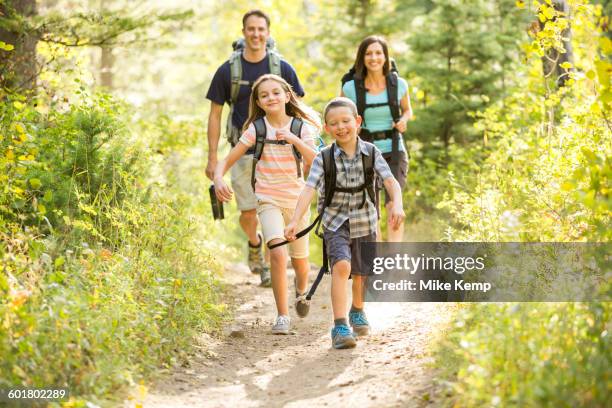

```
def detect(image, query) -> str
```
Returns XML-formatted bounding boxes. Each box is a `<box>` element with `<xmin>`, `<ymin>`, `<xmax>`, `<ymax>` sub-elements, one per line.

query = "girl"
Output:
<box><xmin>341</xmin><ymin>35</ymin><xmax>413</xmax><ymax>242</ymax></box>
<box><xmin>214</xmin><ymin>74</ymin><xmax>319</xmax><ymax>334</ymax></box>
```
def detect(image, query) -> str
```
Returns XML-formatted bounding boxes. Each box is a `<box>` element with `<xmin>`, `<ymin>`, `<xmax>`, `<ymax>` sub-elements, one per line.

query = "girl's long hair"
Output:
<box><xmin>353</xmin><ymin>35</ymin><xmax>390</xmax><ymax>80</ymax></box>
<box><xmin>243</xmin><ymin>74</ymin><xmax>320</xmax><ymax>132</ymax></box>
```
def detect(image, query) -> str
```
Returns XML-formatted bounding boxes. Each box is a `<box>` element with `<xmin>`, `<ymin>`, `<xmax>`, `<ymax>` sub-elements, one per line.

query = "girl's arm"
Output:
<box><xmin>276</xmin><ymin>129</ymin><xmax>317</xmax><ymax>165</ymax></box>
<box><xmin>213</xmin><ymin>142</ymin><xmax>250</xmax><ymax>202</ymax></box>
<box><xmin>284</xmin><ymin>186</ymin><xmax>316</xmax><ymax>241</ymax></box>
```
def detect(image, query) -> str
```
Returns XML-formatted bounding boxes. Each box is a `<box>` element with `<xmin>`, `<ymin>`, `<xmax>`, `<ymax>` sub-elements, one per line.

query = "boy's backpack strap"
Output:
<box><xmin>362</xmin><ymin>143</ymin><xmax>377</xmax><ymax>204</ymax></box>
<box><xmin>251</xmin><ymin>118</ymin><xmax>267</xmax><ymax>190</ymax></box>
<box><xmin>321</xmin><ymin>144</ymin><xmax>337</xmax><ymax>209</ymax></box>
<box><xmin>289</xmin><ymin>118</ymin><xmax>304</xmax><ymax>179</ymax></box>
<box><xmin>268</xmin><ymin>50</ymin><xmax>282</xmax><ymax>76</ymax></box>
<box><xmin>386</xmin><ymin>71</ymin><xmax>400</xmax><ymax>123</ymax></box>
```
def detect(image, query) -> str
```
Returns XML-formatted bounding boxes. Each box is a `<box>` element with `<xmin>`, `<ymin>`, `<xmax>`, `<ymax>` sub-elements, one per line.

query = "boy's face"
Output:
<box><xmin>324</xmin><ymin>106</ymin><xmax>362</xmax><ymax>144</ymax></box>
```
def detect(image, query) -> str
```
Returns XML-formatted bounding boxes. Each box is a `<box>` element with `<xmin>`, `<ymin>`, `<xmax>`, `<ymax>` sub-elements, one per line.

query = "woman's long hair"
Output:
<box><xmin>353</xmin><ymin>35</ymin><xmax>390</xmax><ymax>80</ymax></box>
<box><xmin>243</xmin><ymin>74</ymin><xmax>320</xmax><ymax>132</ymax></box>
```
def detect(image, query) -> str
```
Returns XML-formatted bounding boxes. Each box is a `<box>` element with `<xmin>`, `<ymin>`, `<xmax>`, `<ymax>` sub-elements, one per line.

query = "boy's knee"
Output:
<box><xmin>332</xmin><ymin>259</ymin><xmax>351</xmax><ymax>276</ymax></box>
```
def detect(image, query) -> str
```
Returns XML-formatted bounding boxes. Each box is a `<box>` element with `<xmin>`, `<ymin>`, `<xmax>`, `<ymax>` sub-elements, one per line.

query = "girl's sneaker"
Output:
<box><xmin>349</xmin><ymin>310</ymin><xmax>371</xmax><ymax>336</ymax></box>
<box><xmin>271</xmin><ymin>315</ymin><xmax>290</xmax><ymax>335</ymax></box>
<box><xmin>331</xmin><ymin>324</ymin><xmax>357</xmax><ymax>349</ymax></box>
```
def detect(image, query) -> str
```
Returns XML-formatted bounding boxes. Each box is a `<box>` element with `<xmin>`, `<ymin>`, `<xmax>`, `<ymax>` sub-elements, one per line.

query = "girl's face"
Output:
<box><xmin>256</xmin><ymin>80</ymin><xmax>290</xmax><ymax>114</ymax></box>
<box><xmin>364</xmin><ymin>42</ymin><xmax>385</xmax><ymax>73</ymax></box>
<box><xmin>324</xmin><ymin>106</ymin><xmax>362</xmax><ymax>144</ymax></box>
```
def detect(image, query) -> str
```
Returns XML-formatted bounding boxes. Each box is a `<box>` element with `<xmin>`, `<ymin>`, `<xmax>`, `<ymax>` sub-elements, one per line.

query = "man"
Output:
<box><xmin>205</xmin><ymin>9</ymin><xmax>305</xmax><ymax>286</ymax></box>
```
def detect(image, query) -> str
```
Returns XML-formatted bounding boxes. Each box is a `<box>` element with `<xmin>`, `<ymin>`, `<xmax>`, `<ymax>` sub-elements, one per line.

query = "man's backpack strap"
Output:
<box><xmin>251</xmin><ymin>118</ymin><xmax>267</xmax><ymax>190</ymax></box>
<box><xmin>386</xmin><ymin>71</ymin><xmax>400</xmax><ymax>123</ymax></box>
<box><xmin>289</xmin><ymin>118</ymin><xmax>304</xmax><ymax>179</ymax></box>
<box><xmin>229</xmin><ymin>51</ymin><xmax>245</xmax><ymax>106</ymax></box>
<box><xmin>362</xmin><ymin>143</ymin><xmax>377</xmax><ymax>205</ymax></box>
<box><xmin>268</xmin><ymin>50</ymin><xmax>282</xmax><ymax>76</ymax></box>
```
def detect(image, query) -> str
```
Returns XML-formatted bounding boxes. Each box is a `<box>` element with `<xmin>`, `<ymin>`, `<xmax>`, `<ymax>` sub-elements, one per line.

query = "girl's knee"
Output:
<box><xmin>269</xmin><ymin>244</ymin><xmax>286</xmax><ymax>263</ymax></box>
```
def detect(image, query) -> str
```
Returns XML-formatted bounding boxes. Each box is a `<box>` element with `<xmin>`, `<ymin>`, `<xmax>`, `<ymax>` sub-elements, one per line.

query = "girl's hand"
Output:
<box><xmin>284</xmin><ymin>221</ymin><xmax>298</xmax><ymax>241</ymax></box>
<box><xmin>389</xmin><ymin>202</ymin><xmax>406</xmax><ymax>230</ymax></box>
<box><xmin>393</xmin><ymin>118</ymin><xmax>408</xmax><ymax>133</ymax></box>
<box><xmin>214</xmin><ymin>177</ymin><xmax>233</xmax><ymax>202</ymax></box>
<box><xmin>276</xmin><ymin>129</ymin><xmax>300</xmax><ymax>145</ymax></box>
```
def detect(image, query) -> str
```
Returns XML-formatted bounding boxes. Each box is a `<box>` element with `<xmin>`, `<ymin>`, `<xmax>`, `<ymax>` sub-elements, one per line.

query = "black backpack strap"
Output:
<box><xmin>322</xmin><ymin>144</ymin><xmax>337</xmax><ymax>209</ymax></box>
<box><xmin>362</xmin><ymin>143</ymin><xmax>377</xmax><ymax>206</ymax></box>
<box><xmin>354</xmin><ymin>78</ymin><xmax>367</xmax><ymax>124</ymax></box>
<box><xmin>251</xmin><ymin>118</ymin><xmax>267</xmax><ymax>190</ymax></box>
<box><xmin>386</xmin><ymin>72</ymin><xmax>400</xmax><ymax>123</ymax></box>
<box><xmin>289</xmin><ymin>117</ymin><xmax>304</xmax><ymax>179</ymax></box>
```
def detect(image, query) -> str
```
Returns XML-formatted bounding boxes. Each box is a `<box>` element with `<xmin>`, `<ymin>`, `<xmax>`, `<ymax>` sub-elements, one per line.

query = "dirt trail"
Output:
<box><xmin>145</xmin><ymin>262</ymin><xmax>451</xmax><ymax>408</ymax></box>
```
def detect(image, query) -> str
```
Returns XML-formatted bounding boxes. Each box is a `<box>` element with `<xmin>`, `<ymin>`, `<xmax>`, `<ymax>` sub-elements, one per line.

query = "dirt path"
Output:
<box><xmin>145</xmin><ymin>262</ymin><xmax>452</xmax><ymax>408</ymax></box>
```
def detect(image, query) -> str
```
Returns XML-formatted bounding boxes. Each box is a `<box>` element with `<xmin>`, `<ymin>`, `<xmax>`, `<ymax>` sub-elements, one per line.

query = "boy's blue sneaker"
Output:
<box><xmin>349</xmin><ymin>310</ymin><xmax>371</xmax><ymax>336</ymax></box>
<box><xmin>331</xmin><ymin>324</ymin><xmax>356</xmax><ymax>349</ymax></box>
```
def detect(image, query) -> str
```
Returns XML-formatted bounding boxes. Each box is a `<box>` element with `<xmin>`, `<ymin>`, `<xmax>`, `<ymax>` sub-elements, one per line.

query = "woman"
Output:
<box><xmin>341</xmin><ymin>35</ymin><xmax>412</xmax><ymax>242</ymax></box>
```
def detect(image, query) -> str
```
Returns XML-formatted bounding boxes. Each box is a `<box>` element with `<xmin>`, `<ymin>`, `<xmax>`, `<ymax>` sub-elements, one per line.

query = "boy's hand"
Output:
<box><xmin>214</xmin><ymin>177</ymin><xmax>233</xmax><ymax>202</ymax></box>
<box><xmin>276</xmin><ymin>129</ymin><xmax>300</xmax><ymax>145</ymax></box>
<box><xmin>389</xmin><ymin>202</ymin><xmax>406</xmax><ymax>230</ymax></box>
<box><xmin>284</xmin><ymin>221</ymin><xmax>298</xmax><ymax>241</ymax></box>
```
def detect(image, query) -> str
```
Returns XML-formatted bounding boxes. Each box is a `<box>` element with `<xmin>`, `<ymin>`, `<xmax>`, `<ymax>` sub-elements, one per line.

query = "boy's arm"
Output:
<box><xmin>284</xmin><ymin>186</ymin><xmax>316</xmax><ymax>241</ymax></box>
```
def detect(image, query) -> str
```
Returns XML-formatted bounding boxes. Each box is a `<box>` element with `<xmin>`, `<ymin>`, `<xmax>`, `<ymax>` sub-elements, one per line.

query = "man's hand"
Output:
<box><xmin>284</xmin><ymin>221</ymin><xmax>299</xmax><ymax>241</ymax></box>
<box><xmin>389</xmin><ymin>201</ymin><xmax>406</xmax><ymax>230</ymax></box>
<box><xmin>206</xmin><ymin>156</ymin><xmax>218</xmax><ymax>180</ymax></box>
<box><xmin>275</xmin><ymin>129</ymin><xmax>300</xmax><ymax>145</ymax></box>
<box><xmin>214</xmin><ymin>176</ymin><xmax>233</xmax><ymax>202</ymax></box>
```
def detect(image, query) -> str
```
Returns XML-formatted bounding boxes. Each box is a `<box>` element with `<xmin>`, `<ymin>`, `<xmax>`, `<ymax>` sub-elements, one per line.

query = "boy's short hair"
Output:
<box><xmin>323</xmin><ymin>97</ymin><xmax>358</xmax><ymax>122</ymax></box>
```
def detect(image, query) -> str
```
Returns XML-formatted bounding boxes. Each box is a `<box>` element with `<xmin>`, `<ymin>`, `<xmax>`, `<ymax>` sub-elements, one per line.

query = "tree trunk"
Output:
<box><xmin>539</xmin><ymin>0</ymin><xmax>574</xmax><ymax>87</ymax></box>
<box><xmin>0</xmin><ymin>0</ymin><xmax>38</xmax><ymax>92</ymax></box>
<box><xmin>100</xmin><ymin>46</ymin><xmax>114</xmax><ymax>88</ymax></box>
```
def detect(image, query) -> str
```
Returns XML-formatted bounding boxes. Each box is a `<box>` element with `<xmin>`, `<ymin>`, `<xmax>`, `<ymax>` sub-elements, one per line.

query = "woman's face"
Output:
<box><xmin>364</xmin><ymin>42</ymin><xmax>386</xmax><ymax>74</ymax></box>
<box><xmin>255</xmin><ymin>80</ymin><xmax>289</xmax><ymax>114</ymax></box>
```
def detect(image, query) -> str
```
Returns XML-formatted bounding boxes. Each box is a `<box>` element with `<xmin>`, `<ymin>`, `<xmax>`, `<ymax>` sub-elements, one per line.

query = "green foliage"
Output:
<box><xmin>435</xmin><ymin>303</ymin><xmax>611</xmax><ymax>407</ymax></box>
<box><xmin>0</xmin><ymin>89</ymin><xmax>229</xmax><ymax>404</ymax></box>
<box><xmin>431</xmin><ymin>2</ymin><xmax>611</xmax><ymax>406</ymax></box>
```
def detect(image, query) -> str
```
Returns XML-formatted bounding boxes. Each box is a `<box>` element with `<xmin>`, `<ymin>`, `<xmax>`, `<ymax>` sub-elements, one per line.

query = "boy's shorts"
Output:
<box><xmin>231</xmin><ymin>154</ymin><xmax>257</xmax><ymax>211</ymax></box>
<box><xmin>323</xmin><ymin>220</ymin><xmax>376</xmax><ymax>276</ymax></box>
<box><xmin>257</xmin><ymin>202</ymin><xmax>310</xmax><ymax>259</ymax></box>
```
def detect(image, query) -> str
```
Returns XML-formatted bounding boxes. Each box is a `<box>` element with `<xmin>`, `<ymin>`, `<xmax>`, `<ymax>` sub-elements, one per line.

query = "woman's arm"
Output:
<box><xmin>393</xmin><ymin>87</ymin><xmax>413</xmax><ymax>133</ymax></box>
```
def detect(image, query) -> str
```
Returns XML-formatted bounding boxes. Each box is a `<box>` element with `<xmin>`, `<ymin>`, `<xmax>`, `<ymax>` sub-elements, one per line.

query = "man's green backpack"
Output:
<box><xmin>225</xmin><ymin>37</ymin><xmax>282</xmax><ymax>147</ymax></box>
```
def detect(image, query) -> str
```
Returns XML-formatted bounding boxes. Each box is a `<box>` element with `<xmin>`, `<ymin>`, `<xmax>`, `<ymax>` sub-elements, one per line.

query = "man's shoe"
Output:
<box><xmin>349</xmin><ymin>310</ymin><xmax>371</xmax><ymax>336</ymax></box>
<box><xmin>248</xmin><ymin>233</ymin><xmax>264</xmax><ymax>275</ymax></box>
<box><xmin>331</xmin><ymin>324</ymin><xmax>356</xmax><ymax>349</ymax></box>
<box><xmin>260</xmin><ymin>266</ymin><xmax>272</xmax><ymax>287</ymax></box>
<box><xmin>294</xmin><ymin>276</ymin><xmax>310</xmax><ymax>318</ymax></box>
<box><xmin>271</xmin><ymin>315</ymin><xmax>290</xmax><ymax>335</ymax></box>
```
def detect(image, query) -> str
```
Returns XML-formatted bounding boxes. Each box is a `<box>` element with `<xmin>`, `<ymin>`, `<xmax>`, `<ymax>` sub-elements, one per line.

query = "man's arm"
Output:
<box><xmin>206</xmin><ymin>102</ymin><xmax>224</xmax><ymax>180</ymax></box>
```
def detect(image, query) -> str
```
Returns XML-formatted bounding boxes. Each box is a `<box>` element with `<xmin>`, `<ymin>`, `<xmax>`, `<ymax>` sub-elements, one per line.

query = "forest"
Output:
<box><xmin>1</xmin><ymin>0</ymin><xmax>610</xmax><ymax>406</ymax></box>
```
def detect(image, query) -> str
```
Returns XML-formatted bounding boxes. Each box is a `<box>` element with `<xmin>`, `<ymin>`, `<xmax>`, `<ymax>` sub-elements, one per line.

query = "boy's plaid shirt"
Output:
<box><xmin>305</xmin><ymin>138</ymin><xmax>394</xmax><ymax>238</ymax></box>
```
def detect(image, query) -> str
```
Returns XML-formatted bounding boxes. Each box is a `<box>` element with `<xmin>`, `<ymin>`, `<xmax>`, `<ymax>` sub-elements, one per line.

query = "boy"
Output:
<box><xmin>284</xmin><ymin>97</ymin><xmax>405</xmax><ymax>349</ymax></box>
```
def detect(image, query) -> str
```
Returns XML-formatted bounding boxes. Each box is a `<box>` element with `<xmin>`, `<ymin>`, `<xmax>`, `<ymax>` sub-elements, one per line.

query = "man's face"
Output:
<box><xmin>242</xmin><ymin>16</ymin><xmax>269</xmax><ymax>52</ymax></box>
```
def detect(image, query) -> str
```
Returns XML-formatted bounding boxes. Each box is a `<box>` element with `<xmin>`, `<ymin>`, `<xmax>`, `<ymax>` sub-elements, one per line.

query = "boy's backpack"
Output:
<box><xmin>269</xmin><ymin>141</ymin><xmax>378</xmax><ymax>301</ymax></box>
<box><xmin>251</xmin><ymin>117</ymin><xmax>304</xmax><ymax>190</ymax></box>
<box><xmin>340</xmin><ymin>58</ymin><xmax>401</xmax><ymax>125</ymax></box>
<box><xmin>225</xmin><ymin>37</ymin><xmax>283</xmax><ymax>145</ymax></box>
